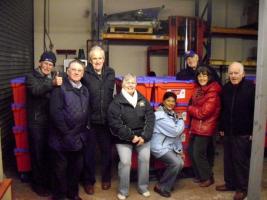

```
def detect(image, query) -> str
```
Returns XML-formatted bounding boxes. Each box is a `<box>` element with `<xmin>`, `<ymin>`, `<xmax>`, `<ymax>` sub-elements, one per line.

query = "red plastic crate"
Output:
<box><xmin>13</xmin><ymin>126</ymin><xmax>29</xmax><ymax>149</ymax></box>
<box><xmin>131</xmin><ymin>151</ymin><xmax>138</xmax><ymax>170</ymax></box>
<box><xmin>10</xmin><ymin>77</ymin><xmax>26</xmax><ymax>104</ymax></box>
<box><xmin>181</xmin><ymin>127</ymin><xmax>190</xmax><ymax>146</ymax></box>
<box><xmin>153</xmin><ymin>158</ymin><xmax>165</xmax><ymax>170</ymax></box>
<box><xmin>182</xmin><ymin>143</ymin><xmax>192</xmax><ymax>168</ymax></box>
<box><xmin>14</xmin><ymin>148</ymin><xmax>31</xmax><ymax>172</ymax></box>
<box><xmin>174</xmin><ymin>105</ymin><xmax>190</xmax><ymax>126</ymax></box>
<box><xmin>12</xmin><ymin>103</ymin><xmax>27</xmax><ymax>126</ymax></box>
<box><xmin>154</xmin><ymin>80</ymin><xmax>195</xmax><ymax>105</ymax></box>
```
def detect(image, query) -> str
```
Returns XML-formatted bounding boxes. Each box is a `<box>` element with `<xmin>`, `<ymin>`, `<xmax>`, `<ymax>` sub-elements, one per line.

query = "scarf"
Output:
<box><xmin>122</xmin><ymin>88</ymin><xmax>138</xmax><ymax>107</ymax></box>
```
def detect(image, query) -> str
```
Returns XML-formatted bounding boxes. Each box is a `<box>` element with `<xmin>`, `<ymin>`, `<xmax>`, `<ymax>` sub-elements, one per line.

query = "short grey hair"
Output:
<box><xmin>122</xmin><ymin>73</ymin><xmax>137</xmax><ymax>87</ymax></box>
<box><xmin>228</xmin><ymin>61</ymin><xmax>244</xmax><ymax>74</ymax></box>
<box><xmin>89</xmin><ymin>45</ymin><xmax>105</xmax><ymax>60</ymax></box>
<box><xmin>68</xmin><ymin>59</ymin><xmax>86</xmax><ymax>69</ymax></box>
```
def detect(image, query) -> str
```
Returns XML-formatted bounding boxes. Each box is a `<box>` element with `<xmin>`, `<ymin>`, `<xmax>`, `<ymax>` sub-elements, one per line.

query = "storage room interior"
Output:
<box><xmin>0</xmin><ymin>0</ymin><xmax>266</xmax><ymax>199</ymax></box>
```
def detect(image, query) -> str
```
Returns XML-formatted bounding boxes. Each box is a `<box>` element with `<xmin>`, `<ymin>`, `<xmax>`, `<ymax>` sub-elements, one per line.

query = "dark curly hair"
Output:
<box><xmin>195</xmin><ymin>65</ymin><xmax>214</xmax><ymax>85</ymax></box>
<box><xmin>163</xmin><ymin>91</ymin><xmax>176</xmax><ymax>101</ymax></box>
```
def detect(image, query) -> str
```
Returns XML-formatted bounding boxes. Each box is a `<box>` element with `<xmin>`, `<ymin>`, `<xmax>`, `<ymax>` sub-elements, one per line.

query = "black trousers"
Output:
<box><xmin>28</xmin><ymin>125</ymin><xmax>50</xmax><ymax>188</ymax></box>
<box><xmin>83</xmin><ymin>124</ymin><xmax>112</xmax><ymax>185</ymax></box>
<box><xmin>223</xmin><ymin>135</ymin><xmax>251</xmax><ymax>192</ymax></box>
<box><xmin>189</xmin><ymin>134</ymin><xmax>214</xmax><ymax>181</ymax></box>
<box><xmin>51</xmin><ymin>149</ymin><xmax>83</xmax><ymax>199</ymax></box>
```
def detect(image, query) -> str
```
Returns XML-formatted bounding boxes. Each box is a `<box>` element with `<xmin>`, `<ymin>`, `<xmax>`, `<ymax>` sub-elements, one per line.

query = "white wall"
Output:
<box><xmin>211</xmin><ymin>0</ymin><xmax>257</xmax><ymax>61</ymax></box>
<box><xmin>34</xmin><ymin>0</ymin><xmax>91</xmax><ymax>70</ymax></box>
<box><xmin>34</xmin><ymin>0</ymin><xmax>257</xmax><ymax>75</ymax></box>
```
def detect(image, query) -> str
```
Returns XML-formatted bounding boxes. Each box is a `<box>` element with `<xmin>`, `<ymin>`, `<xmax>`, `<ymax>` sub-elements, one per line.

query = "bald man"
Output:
<box><xmin>216</xmin><ymin>62</ymin><xmax>255</xmax><ymax>200</ymax></box>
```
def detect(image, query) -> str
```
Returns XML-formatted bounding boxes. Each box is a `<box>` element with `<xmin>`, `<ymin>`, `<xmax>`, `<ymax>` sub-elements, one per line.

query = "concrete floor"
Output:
<box><xmin>7</xmin><ymin>145</ymin><xmax>267</xmax><ymax>200</ymax></box>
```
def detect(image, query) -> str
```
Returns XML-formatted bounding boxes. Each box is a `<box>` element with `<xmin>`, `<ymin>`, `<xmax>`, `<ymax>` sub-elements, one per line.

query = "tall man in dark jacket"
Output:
<box><xmin>26</xmin><ymin>51</ymin><xmax>62</xmax><ymax>196</ymax></box>
<box><xmin>216</xmin><ymin>62</ymin><xmax>255</xmax><ymax>200</ymax></box>
<box><xmin>49</xmin><ymin>59</ymin><xmax>90</xmax><ymax>200</ymax></box>
<box><xmin>82</xmin><ymin>45</ymin><xmax>115</xmax><ymax>194</ymax></box>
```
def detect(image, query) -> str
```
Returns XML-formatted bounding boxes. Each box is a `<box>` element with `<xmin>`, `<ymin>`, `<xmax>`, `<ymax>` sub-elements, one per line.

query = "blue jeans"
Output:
<box><xmin>157</xmin><ymin>151</ymin><xmax>184</xmax><ymax>192</ymax></box>
<box><xmin>116</xmin><ymin>142</ymin><xmax>150</xmax><ymax>196</ymax></box>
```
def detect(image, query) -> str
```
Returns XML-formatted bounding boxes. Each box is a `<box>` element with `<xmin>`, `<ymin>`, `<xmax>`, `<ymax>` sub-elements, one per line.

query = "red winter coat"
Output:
<box><xmin>188</xmin><ymin>81</ymin><xmax>222</xmax><ymax>136</ymax></box>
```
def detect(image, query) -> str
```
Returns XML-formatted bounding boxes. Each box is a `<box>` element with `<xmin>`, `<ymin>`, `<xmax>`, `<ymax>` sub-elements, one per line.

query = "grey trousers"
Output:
<box><xmin>116</xmin><ymin>142</ymin><xmax>150</xmax><ymax>196</ymax></box>
<box><xmin>157</xmin><ymin>151</ymin><xmax>184</xmax><ymax>192</ymax></box>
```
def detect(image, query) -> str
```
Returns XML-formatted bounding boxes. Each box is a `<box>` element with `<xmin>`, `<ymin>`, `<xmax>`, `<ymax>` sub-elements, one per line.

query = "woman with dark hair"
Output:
<box><xmin>188</xmin><ymin>65</ymin><xmax>222</xmax><ymax>187</ymax></box>
<box><xmin>150</xmin><ymin>92</ymin><xmax>185</xmax><ymax>198</ymax></box>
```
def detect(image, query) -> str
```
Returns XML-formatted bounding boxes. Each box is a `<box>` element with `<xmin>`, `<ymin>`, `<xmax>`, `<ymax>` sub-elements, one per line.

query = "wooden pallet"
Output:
<box><xmin>109</xmin><ymin>24</ymin><xmax>153</xmax><ymax>34</ymax></box>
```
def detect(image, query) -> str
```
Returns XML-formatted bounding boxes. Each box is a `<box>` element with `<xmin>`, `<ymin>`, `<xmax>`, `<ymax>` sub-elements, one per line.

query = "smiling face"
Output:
<box><xmin>90</xmin><ymin>49</ymin><xmax>105</xmax><ymax>74</ymax></box>
<box><xmin>163</xmin><ymin>96</ymin><xmax>176</xmax><ymax>111</ymax></box>
<box><xmin>122</xmin><ymin>76</ymin><xmax>137</xmax><ymax>96</ymax></box>
<box><xmin>67</xmin><ymin>62</ymin><xmax>85</xmax><ymax>83</ymax></box>
<box><xmin>228</xmin><ymin>62</ymin><xmax>245</xmax><ymax>85</ymax></box>
<box><xmin>39</xmin><ymin>61</ymin><xmax>54</xmax><ymax>75</ymax></box>
<box><xmin>186</xmin><ymin>54</ymin><xmax>199</xmax><ymax>70</ymax></box>
<box><xmin>197</xmin><ymin>73</ymin><xmax>209</xmax><ymax>86</ymax></box>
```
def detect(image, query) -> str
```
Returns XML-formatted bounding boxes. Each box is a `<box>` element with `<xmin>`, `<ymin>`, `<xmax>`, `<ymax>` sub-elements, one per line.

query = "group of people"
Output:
<box><xmin>26</xmin><ymin>46</ymin><xmax>115</xmax><ymax>200</ymax></box>
<box><xmin>176</xmin><ymin>51</ymin><xmax>255</xmax><ymax>200</ymax></box>
<box><xmin>25</xmin><ymin>46</ymin><xmax>255</xmax><ymax>200</ymax></box>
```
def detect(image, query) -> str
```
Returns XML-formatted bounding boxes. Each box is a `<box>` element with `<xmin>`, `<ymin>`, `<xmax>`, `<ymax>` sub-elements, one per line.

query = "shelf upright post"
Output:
<box><xmin>168</xmin><ymin>16</ymin><xmax>178</xmax><ymax>76</ymax></box>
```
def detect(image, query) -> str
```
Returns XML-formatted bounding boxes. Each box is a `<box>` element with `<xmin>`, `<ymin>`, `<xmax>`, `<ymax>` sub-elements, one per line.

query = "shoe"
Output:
<box><xmin>102</xmin><ymin>182</ymin><xmax>111</xmax><ymax>190</ymax></box>
<box><xmin>142</xmin><ymin>191</ymin><xmax>151</xmax><ymax>197</ymax></box>
<box><xmin>233</xmin><ymin>191</ymin><xmax>247</xmax><ymax>200</ymax></box>
<box><xmin>83</xmin><ymin>184</ymin><xmax>94</xmax><ymax>195</ymax></box>
<box><xmin>193</xmin><ymin>178</ymin><xmax>201</xmax><ymax>183</ymax></box>
<box><xmin>32</xmin><ymin>185</ymin><xmax>50</xmax><ymax>197</ymax></box>
<box><xmin>199</xmin><ymin>178</ymin><xmax>214</xmax><ymax>187</ymax></box>
<box><xmin>216</xmin><ymin>184</ymin><xmax>235</xmax><ymax>191</ymax></box>
<box><xmin>154</xmin><ymin>185</ymin><xmax>171</xmax><ymax>198</ymax></box>
<box><xmin>117</xmin><ymin>193</ymin><xmax>126</xmax><ymax>200</ymax></box>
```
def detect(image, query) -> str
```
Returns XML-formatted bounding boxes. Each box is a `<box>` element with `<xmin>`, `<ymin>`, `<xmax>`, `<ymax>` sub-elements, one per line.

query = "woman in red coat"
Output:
<box><xmin>188</xmin><ymin>65</ymin><xmax>222</xmax><ymax>187</ymax></box>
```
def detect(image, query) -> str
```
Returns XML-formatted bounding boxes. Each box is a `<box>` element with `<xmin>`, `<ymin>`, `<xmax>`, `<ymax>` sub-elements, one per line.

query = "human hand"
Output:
<box><xmin>136</xmin><ymin>137</ymin><xmax>144</xmax><ymax>146</ymax></box>
<box><xmin>132</xmin><ymin>135</ymin><xmax>139</xmax><ymax>144</ymax></box>
<box><xmin>53</xmin><ymin>72</ymin><xmax>63</xmax><ymax>86</ymax></box>
<box><xmin>219</xmin><ymin>131</ymin><xmax>224</xmax><ymax>137</ymax></box>
<box><xmin>176</xmin><ymin>112</ymin><xmax>183</xmax><ymax>119</ymax></box>
<box><xmin>178</xmin><ymin>152</ymin><xmax>185</xmax><ymax>161</ymax></box>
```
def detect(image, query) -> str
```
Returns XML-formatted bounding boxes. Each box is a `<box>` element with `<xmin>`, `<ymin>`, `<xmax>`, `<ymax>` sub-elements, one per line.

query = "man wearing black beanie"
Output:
<box><xmin>26</xmin><ymin>51</ymin><xmax>62</xmax><ymax>196</ymax></box>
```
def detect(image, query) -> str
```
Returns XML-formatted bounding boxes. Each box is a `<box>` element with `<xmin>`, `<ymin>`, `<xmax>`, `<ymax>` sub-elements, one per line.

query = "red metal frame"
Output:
<box><xmin>146</xmin><ymin>16</ymin><xmax>207</xmax><ymax>75</ymax></box>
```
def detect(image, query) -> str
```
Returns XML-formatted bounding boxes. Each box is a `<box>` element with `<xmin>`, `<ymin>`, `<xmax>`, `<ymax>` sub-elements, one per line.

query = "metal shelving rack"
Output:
<box><xmin>91</xmin><ymin>0</ymin><xmax>258</xmax><ymax>75</ymax></box>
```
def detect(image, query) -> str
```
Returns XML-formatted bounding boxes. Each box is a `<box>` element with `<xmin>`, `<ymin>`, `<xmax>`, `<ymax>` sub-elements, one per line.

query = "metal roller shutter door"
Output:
<box><xmin>0</xmin><ymin>0</ymin><xmax>33</xmax><ymax>160</ymax></box>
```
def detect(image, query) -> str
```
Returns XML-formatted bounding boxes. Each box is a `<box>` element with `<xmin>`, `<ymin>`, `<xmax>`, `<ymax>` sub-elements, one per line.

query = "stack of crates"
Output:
<box><xmin>10</xmin><ymin>77</ymin><xmax>31</xmax><ymax>173</ymax></box>
<box><xmin>115</xmin><ymin>76</ymin><xmax>195</xmax><ymax>170</ymax></box>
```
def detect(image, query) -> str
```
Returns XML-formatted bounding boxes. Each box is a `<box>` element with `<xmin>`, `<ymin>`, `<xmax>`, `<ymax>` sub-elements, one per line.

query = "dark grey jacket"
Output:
<box><xmin>26</xmin><ymin>69</ymin><xmax>56</xmax><ymax>127</ymax></box>
<box><xmin>219</xmin><ymin>79</ymin><xmax>255</xmax><ymax>136</ymax></box>
<box><xmin>108</xmin><ymin>92</ymin><xmax>155</xmax><ymax>144</ymax></box>
<box><xmin>82</xmin><ymin>64</ymin><xmax>115</xmax><ymax>125</ymax></box>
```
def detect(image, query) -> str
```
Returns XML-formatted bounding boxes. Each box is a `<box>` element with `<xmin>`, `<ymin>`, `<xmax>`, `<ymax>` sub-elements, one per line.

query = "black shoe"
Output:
<box><xmin>154</xmin><ymin>185</ymin><xmax>171</xmax><ymax>198</ymax></box>
<box><xmin>68</xmin><ymin>196</ymin><xmax>83</xmax><ymax>200</ymax></box>
<box><xmin>32</xmin><ymin>185</ymin><xmax>50</xmax><ymax>197</ymax></box>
